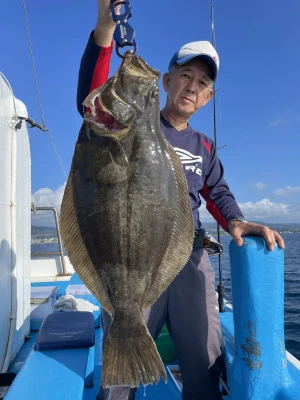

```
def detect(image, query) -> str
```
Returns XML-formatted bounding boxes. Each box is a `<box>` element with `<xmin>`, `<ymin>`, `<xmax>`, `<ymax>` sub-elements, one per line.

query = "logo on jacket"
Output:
<box><xmin>174</xmin><ymin>148</ymin><xmax>203</xmax><ymax>176</ymax></box>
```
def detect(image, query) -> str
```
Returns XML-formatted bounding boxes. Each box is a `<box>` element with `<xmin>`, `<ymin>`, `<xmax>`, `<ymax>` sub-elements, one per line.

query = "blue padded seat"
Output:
<box><xmin>34</xmin><ymin>311</ymin><xmax>95</xmax><ymax>351</ymax></box>
<box><xmin>6</xmin><ymin>312</ymin><xmax>95</xmax><ymax>399</ymax></box>
<box><xmin>30</xmin><ymin>286</ymin><xmax>59</xmax><ymax>331</ymax></box>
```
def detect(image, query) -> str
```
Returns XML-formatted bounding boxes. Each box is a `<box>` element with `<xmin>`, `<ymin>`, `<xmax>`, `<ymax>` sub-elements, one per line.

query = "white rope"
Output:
<box><xmin>21</xmin><ymin>0</ymin><xmax>45</xmax><ymax>128</ymax></box>
<box><xmin>21</xmin><ymin>0</ymin><xmax>67</xmax><ymax>180</ymax></box>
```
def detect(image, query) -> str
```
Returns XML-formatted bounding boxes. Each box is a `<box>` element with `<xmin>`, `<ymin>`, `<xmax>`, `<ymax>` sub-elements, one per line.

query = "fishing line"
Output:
<box><xmin>21</xmin><ymin>0</ymin><xmax>67</xmax><ymax>180</ymax></box>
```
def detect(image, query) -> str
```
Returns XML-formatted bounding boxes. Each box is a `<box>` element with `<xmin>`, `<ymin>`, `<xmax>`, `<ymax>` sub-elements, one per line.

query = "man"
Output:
<box><xmin>77</xmin><ymin>1</ymin><xmax>285</xmax><ymax>399</ymax></box>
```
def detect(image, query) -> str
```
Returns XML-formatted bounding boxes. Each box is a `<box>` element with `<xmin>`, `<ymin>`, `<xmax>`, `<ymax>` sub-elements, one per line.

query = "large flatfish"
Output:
<box><xmin>60</xmin><ymin>53</ymin><xmax>194</xmax><ymax>388</ymax></box>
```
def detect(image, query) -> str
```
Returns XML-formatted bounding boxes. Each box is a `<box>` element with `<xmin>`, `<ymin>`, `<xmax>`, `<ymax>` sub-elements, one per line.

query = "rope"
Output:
<box><xmin>45</xmin><ymin>130</ymin><xmax>68</xmax><ymax>180</ymax></box>
<box><xmin>21</xmin><ymin>0</ymin><xmax>46</xmax><ymax>129</ymax></box>
<box><xmin>21</xmin><ymin>0</ymin><xmax>67</xmax><ymax>180</ymax></box>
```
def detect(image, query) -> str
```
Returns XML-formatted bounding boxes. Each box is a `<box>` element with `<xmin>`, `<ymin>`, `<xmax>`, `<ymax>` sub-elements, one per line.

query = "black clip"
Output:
<box><xmin>110</xmin><ymin>0</ymin><xmax>137</xmax><ymax>58</ymax></box>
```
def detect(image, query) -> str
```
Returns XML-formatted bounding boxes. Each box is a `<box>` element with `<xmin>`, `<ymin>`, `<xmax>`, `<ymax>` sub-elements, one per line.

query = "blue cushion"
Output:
<box><xmin>34</xmin><ymin>311</ymin><xmax>95</xmax><ymax>351</ymax></box>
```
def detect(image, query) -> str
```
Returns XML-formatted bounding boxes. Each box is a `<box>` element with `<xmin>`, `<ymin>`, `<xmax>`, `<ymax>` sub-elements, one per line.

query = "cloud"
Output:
<box><xmin>269</xmin><ymin>118</ymin><xmax>287</xmax><ymax>128</ymax></box>
<box><xmin>269</xmin><ymin>110</ymin><xmax>300</xmax><ymax>128</ymax></box>
<box><xmin>31</xmin><ymin>184</ymin><xmax>66</xmax><ymax>227</ymax></box>
<box><xmin>32</xmin><ymin>184</ymin><xmax>300</xmax><ymax>227</ymax></box>
<box><xmin>239</xmin><ymin>198</ymin><xmax>290</xmax><ymax>221</ymax></box>
<box><xmin>248</xmin><ymin>182</ymin><xmax>266</xmax><ymax>190</ymax></box>
<box><xmin>273</xmin><ymin>186</ymin><xmax>300</xmax><ymax>196</ymax></box>
<box><xmin>200</xmin><ymin>198</ymin><xmax>300</xmax><ymax>223</ymax></box>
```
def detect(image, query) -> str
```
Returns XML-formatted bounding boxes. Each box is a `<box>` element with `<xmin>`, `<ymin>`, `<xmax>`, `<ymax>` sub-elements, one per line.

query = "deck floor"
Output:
<box><xmin>9</xmin><ymin>279</ymin><xmax>182</xmax><ymax>400</ymax></box>
<box><xmin>8</xmin><ymin>270</ymin><xmax>300</xmax><ymax>400</ymax></box>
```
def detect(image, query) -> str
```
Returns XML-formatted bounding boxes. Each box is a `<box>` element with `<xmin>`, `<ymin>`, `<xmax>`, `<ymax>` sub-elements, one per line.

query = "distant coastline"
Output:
<box><xmin>31</xmin><ymin>223</ymin><xmax>300</xmax><ymax>241</ymax></box>
<box><xmin>200</xmin><ymin>222</ymin><xmax>300</xmax><ymax>237</ymax></box>
<box><xmin>206</xmin><ymin>224</ymin><xmax>300</xmax><ymax>236</ymax></box>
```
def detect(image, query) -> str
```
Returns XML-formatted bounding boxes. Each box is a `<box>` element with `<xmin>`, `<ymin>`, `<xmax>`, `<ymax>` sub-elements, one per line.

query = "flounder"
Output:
<box><xmin>60</xmin><ymin>53</ymin><xmax>194</xmax><ymax>388</ymax></box>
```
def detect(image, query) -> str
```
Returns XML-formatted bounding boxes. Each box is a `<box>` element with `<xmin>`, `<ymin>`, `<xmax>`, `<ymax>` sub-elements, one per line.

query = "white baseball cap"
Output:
<box><xmin>168</xmin><ymin>41</ymin><xmax>219</xmax><ymax>81</ymax></box>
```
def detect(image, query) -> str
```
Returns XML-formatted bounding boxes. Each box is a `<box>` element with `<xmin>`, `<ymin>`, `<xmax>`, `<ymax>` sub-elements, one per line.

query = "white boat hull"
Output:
<box><xmin>0</xmin><ymin>73</ymin><xmax>31</xmax><ymax>372</ymax></box>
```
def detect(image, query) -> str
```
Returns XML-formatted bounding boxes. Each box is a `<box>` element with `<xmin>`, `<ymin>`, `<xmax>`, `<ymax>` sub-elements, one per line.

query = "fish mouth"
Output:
<box><xmin>84</xmin><ymin>96</ymin><xmax>125</xmax><ymax>135</ymax></box>
<box><xmin>84</xmin><ymin>97</ymin><xmax>125</xmax><ymax>134</ymax></box>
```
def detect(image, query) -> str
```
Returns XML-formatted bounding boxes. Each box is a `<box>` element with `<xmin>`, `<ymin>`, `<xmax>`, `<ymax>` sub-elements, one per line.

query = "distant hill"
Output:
<box><xmin>31</xmin><ymin>222</ymin><xmax>300</xmax><ymax>238</ymax></box>
<box><xmin>200</xmin><ymin>221</ymin><xmax>300</xmax><ymax>235</ymax></box>
<box><xmin>32</xmin><ymin>226</ymin><xmax>57</xmax><ymax>235</ymax></box>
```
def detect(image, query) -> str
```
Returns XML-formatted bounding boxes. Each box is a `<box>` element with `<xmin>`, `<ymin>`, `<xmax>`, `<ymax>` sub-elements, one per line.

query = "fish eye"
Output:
<box><xmin>152</xmin><ymin>89</ymin><xmax>159</xmax><ymax>98</ymax></box>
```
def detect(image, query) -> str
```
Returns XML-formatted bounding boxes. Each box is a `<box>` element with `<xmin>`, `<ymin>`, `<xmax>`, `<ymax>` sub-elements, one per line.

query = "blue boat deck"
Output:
<box><xmin>7</xmin><ymin>278</ymin><xmax>182</xmax><ymax>400</ymax></box>
<box><xmin>6</xmin><ymin>240</ymin><xmax>300</xmax><ymax>400</ymax></box>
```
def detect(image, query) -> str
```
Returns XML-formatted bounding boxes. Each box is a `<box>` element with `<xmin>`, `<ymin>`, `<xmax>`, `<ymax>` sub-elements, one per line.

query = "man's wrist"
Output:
<box><xmin>228</xmin><ymin>217</ymin><xmax>248</xmax><ymax>232</ymax></box>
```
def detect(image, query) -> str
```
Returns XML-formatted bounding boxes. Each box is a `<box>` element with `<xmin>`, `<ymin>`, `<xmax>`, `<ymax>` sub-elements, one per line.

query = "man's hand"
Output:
<box><xmin>94</xmin><ymin>0</ymin><xmax>121</xmax><ymax>47</ymax></box>
<box><xmin>228</xmin><ymin>220</ymin><xmax>285</xmax><ymax>251</ymax></box>
<box><xmin>96</xmin><ymin>0</ymin><xmax>121</xmax><ymax>25</ymax></box>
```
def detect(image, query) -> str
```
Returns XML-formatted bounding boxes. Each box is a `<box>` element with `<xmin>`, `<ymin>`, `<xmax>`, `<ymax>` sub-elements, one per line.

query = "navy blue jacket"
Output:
<box><xmin>77</xmin><ymin>35</ymin><xmax>244</xmax><ymax>231</ymax></box>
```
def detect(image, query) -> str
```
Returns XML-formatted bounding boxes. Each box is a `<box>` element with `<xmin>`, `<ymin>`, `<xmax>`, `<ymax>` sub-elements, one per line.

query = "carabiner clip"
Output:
<box><xmin>110</xmin><ymin>0</ymin><xmax>137</xmax><ymax>57</ymax></box>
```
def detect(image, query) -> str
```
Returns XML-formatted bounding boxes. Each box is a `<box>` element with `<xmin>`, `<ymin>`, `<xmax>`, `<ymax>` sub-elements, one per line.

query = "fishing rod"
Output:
<box><xmin>211</xmin><ymin>0</ymin><xmax>225</xmax><ymax>313</ymax></box>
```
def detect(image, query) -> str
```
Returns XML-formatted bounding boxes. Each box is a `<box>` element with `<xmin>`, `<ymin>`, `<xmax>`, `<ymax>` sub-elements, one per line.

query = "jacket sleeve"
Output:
<box><xmin>200</xmin><ymin>140</ymin><xmax>244</xmax><ymax>231</ymax></box>
<box><xmin>77</xmin><ymin>31</ymin><xmax>114</xmax><ymax>117</ymax></box>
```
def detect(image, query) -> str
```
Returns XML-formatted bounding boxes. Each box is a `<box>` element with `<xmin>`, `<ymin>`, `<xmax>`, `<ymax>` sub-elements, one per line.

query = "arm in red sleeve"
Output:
<box><xmin>200</xmin><ymin>140</ymin><xmax>244</xmax><ymax>231</ymax></box>
<box><xmin>77</xmin><ymin>31</ymin><xmax>113</xmax><ymax>117</ymax></box>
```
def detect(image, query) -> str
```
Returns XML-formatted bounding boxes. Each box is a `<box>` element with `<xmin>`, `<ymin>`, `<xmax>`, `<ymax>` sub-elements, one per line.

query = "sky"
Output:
<box><xmin>1</xmin><ymin>0</ymin><xmax>300</xmax><ymax>226</ymax></box>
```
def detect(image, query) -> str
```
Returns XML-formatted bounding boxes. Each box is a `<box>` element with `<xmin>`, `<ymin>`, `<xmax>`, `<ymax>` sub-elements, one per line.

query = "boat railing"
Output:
<box><xmin>31</xmin><ymin>206</ymin><xmax>67</xmax><ymax>276</ymax></box>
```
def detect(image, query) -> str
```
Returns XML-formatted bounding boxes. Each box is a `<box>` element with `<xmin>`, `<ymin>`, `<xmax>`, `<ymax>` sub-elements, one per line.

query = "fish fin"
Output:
<box><xmin>60</xmin><ymin>174</ymin><xmax>114</xmax><ymax>314</ymax></box>
<box><xmin>101</xmin><ymin>313</ymin><xmax>167</xmax><ymax>388</ymax></box>
<box><xmin>143</xmin><ymin>140</ymin><xmax>194</xmax><ymax>308</ymax></box>
<box><xmin>109</xmin><ymin>138</ymin><xmax>128</xmax><ymax>167</ymax></box>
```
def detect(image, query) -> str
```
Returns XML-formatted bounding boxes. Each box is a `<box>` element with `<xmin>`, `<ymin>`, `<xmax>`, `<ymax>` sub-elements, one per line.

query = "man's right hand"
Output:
<box><xmin>94</xmin><ymin>0</ymin><xmax>121</xmax><ymax>47</ymax></box>
<box><xmin>96</xmin><ymin>0</ymin><xmax>116</xmax><ymax>27</ymax></box>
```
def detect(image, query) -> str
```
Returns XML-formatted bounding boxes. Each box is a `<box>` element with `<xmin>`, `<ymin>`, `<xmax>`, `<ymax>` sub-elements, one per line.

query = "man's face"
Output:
<box><xmin>163</xmin><ymin>59</ymin><xmax>214</xmax><ymax>119</ymax></box>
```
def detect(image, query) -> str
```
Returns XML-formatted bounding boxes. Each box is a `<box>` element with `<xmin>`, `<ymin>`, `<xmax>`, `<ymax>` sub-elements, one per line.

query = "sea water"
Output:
<box><xmin>31</xmin><ymin>227</ymin><xmax>300</xmax><ymax>360</ymax></box>
<box><xmin>209</xmin><ymin>232</ymin><xmax>300</xmax><ymax>360</ymax></box>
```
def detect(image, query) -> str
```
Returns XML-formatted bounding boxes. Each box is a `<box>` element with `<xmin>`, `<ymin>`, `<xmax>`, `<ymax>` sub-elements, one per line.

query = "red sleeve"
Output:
<box><xmin>201</xmin><ymin>184</ymin><xmax>229</xmax><ymax>231</ymax></box>
<box><xmin>77</xmin><ymin>34</ymin><xmax>114</xmax><ymax>117</ymax></box>
<box><xmin>89</xmin><ymin>42</ymin><xmax>114</xmax><ymax>92</ymax></box>
<box><xmin>199</xmin><ymin>138</ymin><xmax>243</xmax><ymax>231</ymax></box>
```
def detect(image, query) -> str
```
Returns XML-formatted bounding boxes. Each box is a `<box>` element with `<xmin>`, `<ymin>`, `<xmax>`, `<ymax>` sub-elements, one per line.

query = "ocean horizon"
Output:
<box><xmin>31</xmin><ymin>225</ymin><xmax>300</xmax><ymax>361</ymax></box>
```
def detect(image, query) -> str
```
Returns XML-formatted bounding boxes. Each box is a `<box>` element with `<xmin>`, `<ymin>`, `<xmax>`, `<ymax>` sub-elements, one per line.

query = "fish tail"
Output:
<box><xmin>101</xmin><ymin>311</ymin><xmax>167</xmax><ymax>388</ymax></box>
